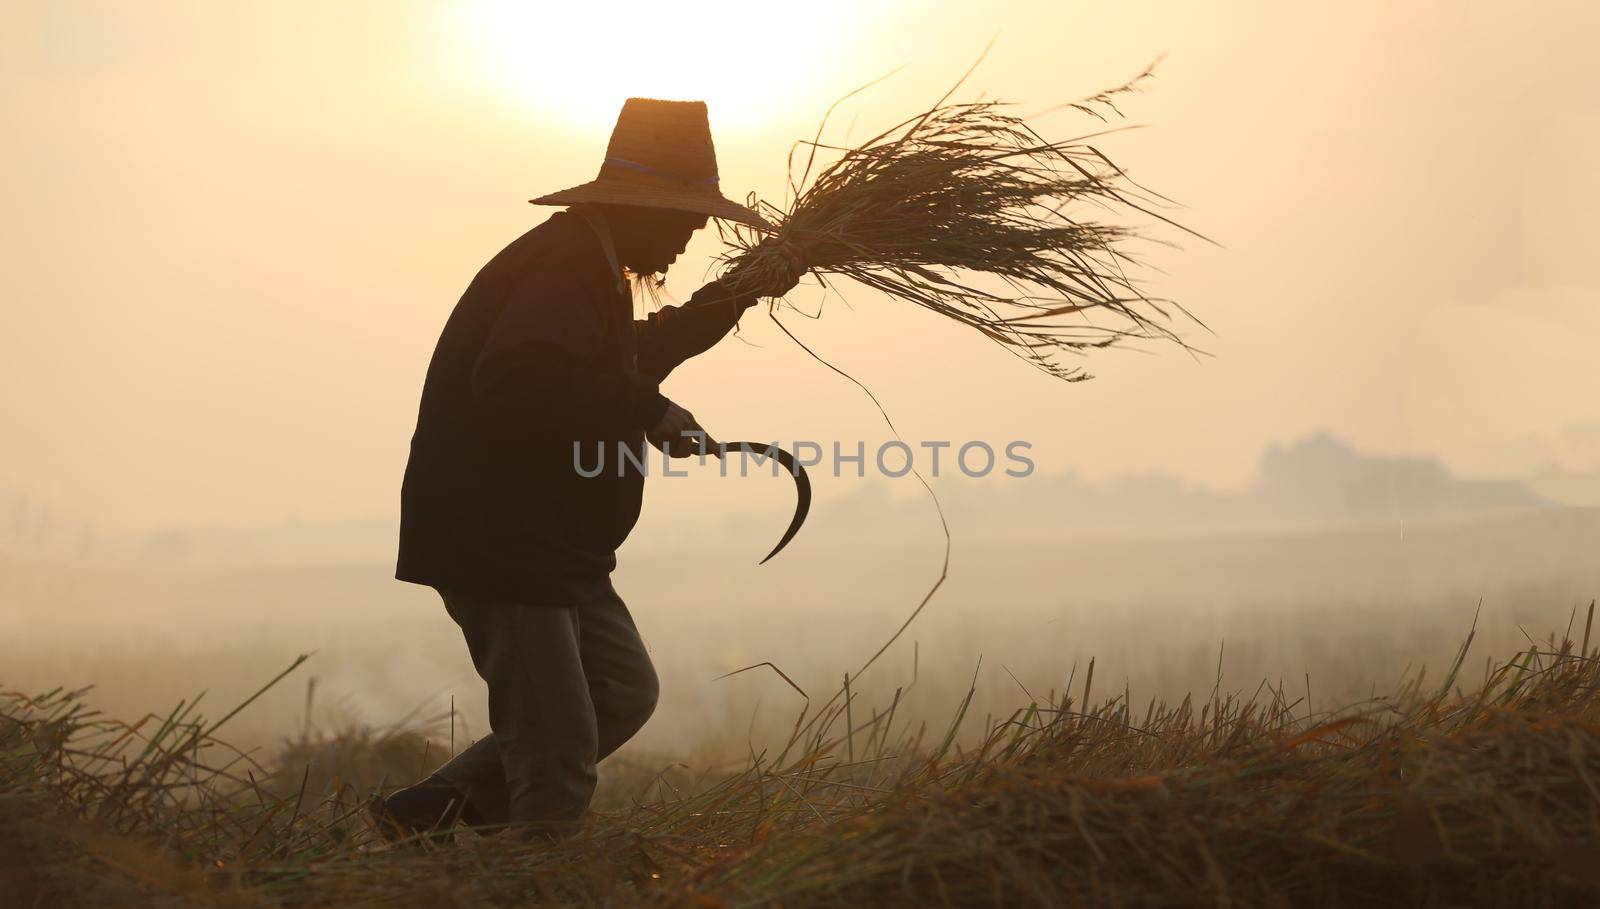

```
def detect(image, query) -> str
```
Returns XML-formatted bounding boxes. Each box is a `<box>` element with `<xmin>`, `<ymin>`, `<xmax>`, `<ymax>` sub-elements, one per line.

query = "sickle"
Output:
<box><xmin>715</xmin><ymin>441</ymin><xmax>811</xmax><ymax>564</ymax></box>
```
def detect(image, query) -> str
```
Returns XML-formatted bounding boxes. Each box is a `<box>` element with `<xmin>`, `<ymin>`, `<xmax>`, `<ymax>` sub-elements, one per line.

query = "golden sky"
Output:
<box><xmin>3</xmin><ymin>0</ymin><xmax>1599</xmax><ymax>533</ymax></box>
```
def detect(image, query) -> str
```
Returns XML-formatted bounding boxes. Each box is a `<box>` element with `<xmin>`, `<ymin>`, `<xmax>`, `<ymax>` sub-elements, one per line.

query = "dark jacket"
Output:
<box><xmin>396</xmin><ymin>210</ymin><xmax>752</xmax><ymax>602</ymax></box>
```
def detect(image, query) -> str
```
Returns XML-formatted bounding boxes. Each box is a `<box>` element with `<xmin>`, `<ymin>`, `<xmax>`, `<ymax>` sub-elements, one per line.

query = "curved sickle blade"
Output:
<box><xmin>726</xmin><ymin>441</ymin><xmax>811</xmax><ymax>564</ymax></box>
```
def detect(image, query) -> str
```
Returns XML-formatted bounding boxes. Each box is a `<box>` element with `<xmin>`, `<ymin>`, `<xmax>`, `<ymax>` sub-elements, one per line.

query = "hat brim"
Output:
<box><xmin>530</xmin><ymin>180</ymin><xmax>772</xmax><ymax>230</ymax></box>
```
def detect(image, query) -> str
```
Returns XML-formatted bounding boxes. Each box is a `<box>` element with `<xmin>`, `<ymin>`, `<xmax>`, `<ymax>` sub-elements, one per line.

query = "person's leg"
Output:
<box><xmin>578</xmin><ymin>582</ymin><xmax>660</xmax><ymax>760</ymax></box>
<box><xmin>429</xmin><ymin>735</ymin><xmax>508</xmax><ymax>827</ymax></box>
<box><xmin>369</xmin><ymin>769</ymin><xmax>471</xmax><ymax>841</ymax></box>
<box><xmin>438</xmin><ymin>588</ymin><xmax>599</xmax><ymax>835</ymax></box>
<box><xmin>383</xmin><ymin>583</ymin><xmax>654</xmax><ymax>838</ymax></box>
<box><xmin>373</xmin><ymin>591</ymin><xmax>503</xmax><ymax>839</ymax></box>
<box><xmin>425</xmin><ymin>591</ymin><xmax>513</xmax><ymax>827</ymax></box>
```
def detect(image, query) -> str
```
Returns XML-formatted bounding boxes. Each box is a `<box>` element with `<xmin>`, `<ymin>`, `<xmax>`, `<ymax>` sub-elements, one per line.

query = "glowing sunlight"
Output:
<box><xmin>451</xmin><ymin>0</ymin><xmax>876</xmax><ymax>130</ymax></box>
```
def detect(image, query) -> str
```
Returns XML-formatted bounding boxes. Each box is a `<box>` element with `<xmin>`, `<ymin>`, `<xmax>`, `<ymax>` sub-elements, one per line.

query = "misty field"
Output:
<box><xmin>5</xmin><ymin>509</ymin><xmax>1600</xmax><ymax>905</ymax></box>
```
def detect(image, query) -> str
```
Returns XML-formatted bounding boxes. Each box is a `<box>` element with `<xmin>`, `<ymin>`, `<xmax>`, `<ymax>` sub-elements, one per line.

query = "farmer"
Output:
<box><xmin>379</xmin><ymin>99</ymin><xmax>802</xmax><ymax>839</ymax></box>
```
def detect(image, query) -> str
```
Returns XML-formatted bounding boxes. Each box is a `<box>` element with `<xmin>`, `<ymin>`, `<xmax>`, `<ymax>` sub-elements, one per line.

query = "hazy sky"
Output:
<box><xmin>4</xmin><ymin>0</ymin><xmax>1599</xmax><ymax>534</ymax></box>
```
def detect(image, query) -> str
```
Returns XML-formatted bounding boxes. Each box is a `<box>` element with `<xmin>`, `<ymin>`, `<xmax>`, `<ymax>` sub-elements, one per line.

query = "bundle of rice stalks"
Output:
<box><xmin>718</xmin><ymin>65</ymin><xmax>1204</xmax><ymax>381</ymax></box>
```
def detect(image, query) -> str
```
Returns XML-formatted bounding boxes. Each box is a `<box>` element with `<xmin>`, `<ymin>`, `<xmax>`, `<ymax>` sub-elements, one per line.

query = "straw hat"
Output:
<box><xmin>529</xmin><ymin>98</ymin><xmax>771</xmax><ymax>229</ymax></box>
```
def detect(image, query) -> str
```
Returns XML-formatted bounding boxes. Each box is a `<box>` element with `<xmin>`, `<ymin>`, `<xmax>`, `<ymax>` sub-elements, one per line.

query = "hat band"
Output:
<box><xmin>603</xmin><ymin>157</ymin><xmax>720</xmax><ymax>187</ymax></box>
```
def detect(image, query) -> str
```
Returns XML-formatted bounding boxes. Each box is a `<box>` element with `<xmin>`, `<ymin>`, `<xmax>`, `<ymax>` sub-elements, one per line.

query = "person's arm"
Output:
<box><xmin>633</xmin><ymin>279</ymin><xmax>757</xmax><ymax>381</ymax></box>
<box><xmin>635</xmin><ymin>237</ymin><xmax>809</xmax><ymax>380</ymax></box>
<box><xmin>472</xmin><ymin>276</ymin><xmax>669</xmax><ymax>444</ymax></box>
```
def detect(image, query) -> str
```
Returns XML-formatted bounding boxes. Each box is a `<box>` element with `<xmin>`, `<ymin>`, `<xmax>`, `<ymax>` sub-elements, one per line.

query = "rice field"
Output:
<box><xmin>7</xmin><ymin>594</ymin><xmax>1600</xmax><ymax>906</ymax></box>
<box><xmin>5</xmin><ymin>509</ymin><xmax>1600</xmax><ymax>904</ymax></box>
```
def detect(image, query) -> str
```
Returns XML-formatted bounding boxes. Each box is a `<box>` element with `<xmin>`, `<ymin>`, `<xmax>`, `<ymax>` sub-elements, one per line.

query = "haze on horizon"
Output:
<box><xmin>4</xmin><ymin>0</ymin><xmax>1599</xmax><ymax>544</ymax></box>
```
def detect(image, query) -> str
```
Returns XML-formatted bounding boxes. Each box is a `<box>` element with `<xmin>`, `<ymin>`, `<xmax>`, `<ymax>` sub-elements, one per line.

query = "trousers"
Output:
<box><xmin>430</xmin><ymin>579</ymin><xmax>658</xmax><ymax>833</ymax></box>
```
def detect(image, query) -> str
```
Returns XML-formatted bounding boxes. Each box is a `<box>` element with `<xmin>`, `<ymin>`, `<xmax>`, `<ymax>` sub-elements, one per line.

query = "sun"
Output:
<box><xmin>451</xmin><ymin>0</ymin><xmax>864</xmax><ymax>133</ymax></box>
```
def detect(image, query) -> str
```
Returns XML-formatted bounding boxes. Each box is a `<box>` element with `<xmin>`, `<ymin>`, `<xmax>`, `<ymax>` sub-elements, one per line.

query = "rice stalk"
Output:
<box><xmin>717</xmin><ymin>63</ymin><xmax>1207</xmax><ymax>381</ymax></box>
<box><xmin>6</xmin><ymin>606</ymin><xmax>1600</xmax><ymax>906</ymax></box>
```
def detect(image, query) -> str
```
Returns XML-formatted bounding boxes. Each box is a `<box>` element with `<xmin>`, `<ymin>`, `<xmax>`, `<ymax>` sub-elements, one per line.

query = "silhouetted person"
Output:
<box><xmin>378</xmin><ymin>99</ymin><xmax>801</xmax><ymax>840</ymax></box>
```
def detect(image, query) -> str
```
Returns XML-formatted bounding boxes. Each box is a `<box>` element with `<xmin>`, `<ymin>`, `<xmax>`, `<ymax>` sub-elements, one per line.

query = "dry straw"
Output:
<box><xmin>7</xmin><ymin>607</ymin><xmax>1600</xmax><ymax>906</ymax></box>
<box><xmin>716</xmin><ymin>61</ymin><xmax>1210</xmax><ymax>382</ymax></box>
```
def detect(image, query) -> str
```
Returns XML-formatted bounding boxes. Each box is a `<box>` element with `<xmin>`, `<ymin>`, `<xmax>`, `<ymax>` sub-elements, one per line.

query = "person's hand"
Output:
<box><xmin>646</xmin><ymin>399</ymin><xmax>714</xmax><ymax>457</ymax></box>
<box><xmin>729</xmin><ymin>236</ymin><xmax>807</xmax><ymax>299</ymax></box>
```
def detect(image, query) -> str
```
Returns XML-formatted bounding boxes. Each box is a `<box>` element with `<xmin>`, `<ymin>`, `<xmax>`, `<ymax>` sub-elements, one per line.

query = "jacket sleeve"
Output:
<box><xmin>471</xmin><ymin>275</ymin><xmax>670</xmax><ymax>441</ymax></box>
<box><xmin>634</xmin><ymin>279</ymin><xmax>758</xmax><ymax>381</ymax></box>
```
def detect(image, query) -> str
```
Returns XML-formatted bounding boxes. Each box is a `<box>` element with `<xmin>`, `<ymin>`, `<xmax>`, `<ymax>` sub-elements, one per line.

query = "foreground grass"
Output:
<box><xmin>6</xmin><ymin>606</ymin><xmax>1600</xmax><ymax>907</ymax></box>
